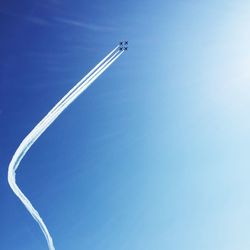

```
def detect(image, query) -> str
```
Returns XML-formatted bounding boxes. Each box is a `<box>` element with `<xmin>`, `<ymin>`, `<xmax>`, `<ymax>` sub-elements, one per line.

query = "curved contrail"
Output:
<box><xmin>8</xmin><ymin>47</ymin><xmax>124</xmax><ymax>250</ymax></box>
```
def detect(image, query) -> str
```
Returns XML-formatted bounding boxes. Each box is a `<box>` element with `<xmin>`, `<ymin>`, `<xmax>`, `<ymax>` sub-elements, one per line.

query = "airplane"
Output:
<box><xmin>119</xmin><ymin>47</ymin><xmax>128</xmax><ymax>51</ymax></box>
<box><xmin>118</xmin><ymin>41</ymin><xmax>128</xmax><ymax>51</ymax></box>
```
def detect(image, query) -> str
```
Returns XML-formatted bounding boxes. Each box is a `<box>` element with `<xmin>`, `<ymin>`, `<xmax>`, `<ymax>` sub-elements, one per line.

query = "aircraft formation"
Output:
<box><xmin>119</xmin><ymin>41</ymin><xmax>128</xmax><ymax>51</ymax></box>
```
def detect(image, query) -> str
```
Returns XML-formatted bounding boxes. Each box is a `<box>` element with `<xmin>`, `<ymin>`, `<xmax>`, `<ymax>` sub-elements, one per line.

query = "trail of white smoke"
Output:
<box><xmin>16</xmin><ymin>47</ymin><xmax>120</xmax><ymax>153</ymax></box>
<box><xmin>15</xmin><ymin>51</ymin><xmax>122</xmax><ymax>175</ymax></box>
<box><xmin>29</xmin><ymin>50</ymin><xmax>122</xmax><ymax>146</ymax></box>
<box><xmin>43</xmin><ymin>46</ymin><xmax>119</xmax><ymax>121</ymax></box>
<box><xmin>8</xmin><ymin>48</ymin><xmax>123</xmax><ymax>250</ymax></box>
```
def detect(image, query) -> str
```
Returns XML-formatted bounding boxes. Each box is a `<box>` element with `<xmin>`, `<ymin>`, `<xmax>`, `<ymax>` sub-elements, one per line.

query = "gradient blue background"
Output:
<box><xmin>1</xmin><ymin>1</ymin><xmax>250</xmax><ymax>249</ymax></box>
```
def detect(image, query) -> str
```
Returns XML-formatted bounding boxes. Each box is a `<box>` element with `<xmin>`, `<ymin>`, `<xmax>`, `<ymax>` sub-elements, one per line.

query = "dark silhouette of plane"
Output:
<box><xmin>124</xmin><ymin>41</ymin><xmax>128</xmax><ymax>45</ymax></box>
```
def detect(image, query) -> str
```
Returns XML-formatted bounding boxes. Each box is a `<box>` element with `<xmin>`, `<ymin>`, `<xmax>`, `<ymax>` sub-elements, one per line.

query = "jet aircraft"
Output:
<box><xmin>119</xmin><ymin>41</ymin><xmax>128</xmax><ymax>51</ymax></box>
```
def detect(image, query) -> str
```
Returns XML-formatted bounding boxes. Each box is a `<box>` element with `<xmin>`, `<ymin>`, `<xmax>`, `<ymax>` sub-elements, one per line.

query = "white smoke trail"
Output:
<box><xmin>8</xmin><ymin>47</ymin><xmax>123</xmax><ymax>250</ymax></box>
<box><xmin>44</xmin><ymin>46</ymin><xmax>119</xmax><ymax>119</ymax></box>
<box><xmin>28</xmin><ymin>50</ymin><xmax>122</xmax><ymax>146</ymax></box>
<box><xmin>18</xmin><ymin>47</ymin><xmax>120</xmax><ymax>150</ymax></box>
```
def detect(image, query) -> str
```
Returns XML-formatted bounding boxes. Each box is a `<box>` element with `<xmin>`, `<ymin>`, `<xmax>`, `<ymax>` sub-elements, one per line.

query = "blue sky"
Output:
<box><xmin>1</xmin><ymin>0</ymin><xmax>250</xmax><ymax>249</ymax></box>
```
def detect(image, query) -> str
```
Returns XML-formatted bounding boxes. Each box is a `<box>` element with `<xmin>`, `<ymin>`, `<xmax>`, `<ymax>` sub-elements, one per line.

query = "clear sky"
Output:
<box><xmin>1</xmin><ymin>0</ymin><xmax>250</xmax><ymax>249</ymax></box>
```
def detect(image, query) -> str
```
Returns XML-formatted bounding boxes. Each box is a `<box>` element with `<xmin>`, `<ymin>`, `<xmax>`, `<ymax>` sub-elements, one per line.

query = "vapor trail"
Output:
<box><xmin>45</xmin><ymin>46</ymin><xmax>119</xmax><ymax>120</ymax></box>
<box><xmin>30</xmin><ymin>50</ymin><xmax>122</xmax><ymax>144</ymax></box>
<box><xmin>8</xmin><ymin>47</ymin><xmax>123</xmax><ymax>250</ymax></box>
